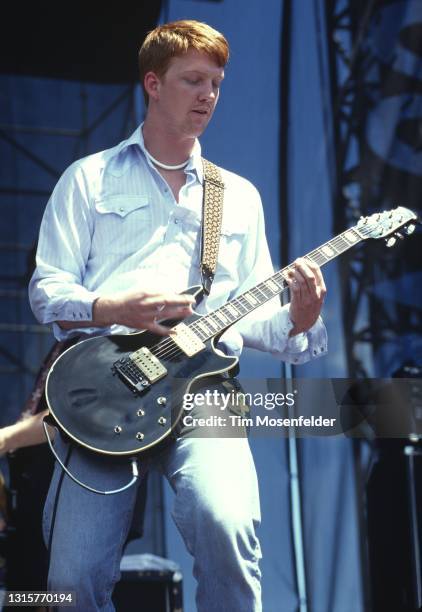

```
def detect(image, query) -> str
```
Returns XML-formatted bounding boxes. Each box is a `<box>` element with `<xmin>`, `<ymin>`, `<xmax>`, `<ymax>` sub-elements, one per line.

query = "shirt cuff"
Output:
<box><xmin>268</xmin><ymin>303</ymin><xmax>327</xmax><ymax>364</ymax></box>
<box><xmin>45</xmin><ymin>292</ymin><xmax>98</xmax><ymax>324</ymax></box>
<box><xmin>286</xmin><ymin>316</ymin><xmax>328</xmax><ymax>365</ymax></box>
<box><xmin>47</xmin><ymin>293</ymin><xmax>99</xmax><ymax>341</ymax></box>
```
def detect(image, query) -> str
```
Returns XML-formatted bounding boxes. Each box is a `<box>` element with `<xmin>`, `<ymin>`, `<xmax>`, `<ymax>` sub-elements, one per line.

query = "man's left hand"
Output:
<box><xmin>286</xmin><ymin>258</ymin><xmax>326</xmax><ymax>336</ymax></box>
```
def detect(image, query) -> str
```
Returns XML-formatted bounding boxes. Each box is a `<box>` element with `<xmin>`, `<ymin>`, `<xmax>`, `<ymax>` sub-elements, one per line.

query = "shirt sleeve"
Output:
<box><xmin>231</xmin><ymin>184</ymin><xmax>328</xmax><ymax>364</ymax></box>
<box><xmin>28</xmin><ymin>161</ymin><xmax>101</xmax><ymax>339</ymax></box>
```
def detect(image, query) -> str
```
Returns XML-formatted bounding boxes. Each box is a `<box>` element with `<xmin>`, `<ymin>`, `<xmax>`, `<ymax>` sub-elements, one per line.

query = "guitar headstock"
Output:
<box><xmin>355</xmin><ymin>206</ymin><xmax>418</xmax><ymax>246</ymax></box>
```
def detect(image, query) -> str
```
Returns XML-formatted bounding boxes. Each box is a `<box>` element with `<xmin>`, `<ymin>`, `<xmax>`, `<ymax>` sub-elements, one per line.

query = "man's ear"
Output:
<box><xmin>144</xmin><ymin>71</ymin><xmax>161</xmax><ymax>102</ymax></box>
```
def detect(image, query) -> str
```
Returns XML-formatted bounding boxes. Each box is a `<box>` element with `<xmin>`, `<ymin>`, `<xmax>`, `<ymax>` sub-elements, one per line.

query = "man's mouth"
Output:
<box><xmin>192</xmin><ymin>109</ymin><xmax>209</xmax><ymax>115</ymax></box>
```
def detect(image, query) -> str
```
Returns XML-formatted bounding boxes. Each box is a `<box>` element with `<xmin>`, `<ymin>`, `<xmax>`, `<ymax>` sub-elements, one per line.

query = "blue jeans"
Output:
<box><xmin>43</xmin><ymin>402</ymin><xmax>262</xmax><ymax>611</ymax></box>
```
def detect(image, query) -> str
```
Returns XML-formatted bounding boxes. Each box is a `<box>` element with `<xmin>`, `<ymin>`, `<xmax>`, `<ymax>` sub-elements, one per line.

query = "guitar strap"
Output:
<box><xmin>200</xmin><ymin>158</ymin><xmax>225</xmax><ymax>295</ymax></box>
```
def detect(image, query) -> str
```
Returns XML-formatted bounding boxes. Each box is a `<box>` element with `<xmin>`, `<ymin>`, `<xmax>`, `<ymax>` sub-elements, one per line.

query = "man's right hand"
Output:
<box><xmin>92</xmin><ymin>290</ymin><xmax>196</xmax><ymax>336</ymax></box>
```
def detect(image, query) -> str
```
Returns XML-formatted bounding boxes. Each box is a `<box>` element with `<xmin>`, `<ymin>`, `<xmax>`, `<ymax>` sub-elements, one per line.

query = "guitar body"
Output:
<box><xmin>46</xmin><ymin>299</ymin><xmax>238</xmax><ymax>456</ymax></box>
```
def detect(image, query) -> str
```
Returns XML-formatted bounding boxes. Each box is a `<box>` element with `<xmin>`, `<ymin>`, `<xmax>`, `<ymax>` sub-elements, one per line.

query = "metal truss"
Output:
<box><xmin>0</xmin><ymin>84</ymin><xmax>138</xmax><ymax>407</ymax></box>
<box><xmin>324</xmin><ymin>0</ymin><xmax>421</xmax><ymax>377</ymax></box>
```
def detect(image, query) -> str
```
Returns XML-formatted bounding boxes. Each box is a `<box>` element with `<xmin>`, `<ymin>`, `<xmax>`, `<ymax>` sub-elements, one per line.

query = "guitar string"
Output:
<box><xmin>151</xmin><ymin>266</ymin><xmax>339</xmax><ymax>361</ymax></box>
<box><xmin>144</xmin><ymin>220</ymin><xmax>405</xmax><ymax>362</ymax></box>
<box><xmin>149</xmin><ymin>226</ymin><xmax>376</xmax><ymax>361</ymax></box>
<box><xmin>150</xmin><ymin>229</ymin><xmax>364</xmax><ymax>359</ymax></box>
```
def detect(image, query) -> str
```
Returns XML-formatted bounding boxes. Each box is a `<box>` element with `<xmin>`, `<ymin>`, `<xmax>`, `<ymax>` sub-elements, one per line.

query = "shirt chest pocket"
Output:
<box><xmin>217</xmin><ymin>217</ymin><xmax>249</xmax><ymax>278</ymax></box>
<box><xmin>92</xmin><ymin>195</ymin><xmax>151</xmax><ymax>255</ymax></box>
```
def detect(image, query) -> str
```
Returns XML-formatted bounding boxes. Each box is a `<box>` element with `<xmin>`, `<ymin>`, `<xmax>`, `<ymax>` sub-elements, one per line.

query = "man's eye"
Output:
<box><xmin>186</xmin><ymin>78</ymin><xmax>201</xmax><ymax>85</ymax></box>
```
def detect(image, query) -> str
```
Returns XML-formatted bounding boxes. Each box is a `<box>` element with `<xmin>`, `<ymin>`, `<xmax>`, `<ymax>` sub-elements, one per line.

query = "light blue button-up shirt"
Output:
<box><xmin>29</xmin><ymin>125</ymin><xmax>327</xmax><ymax>363</ymax></box>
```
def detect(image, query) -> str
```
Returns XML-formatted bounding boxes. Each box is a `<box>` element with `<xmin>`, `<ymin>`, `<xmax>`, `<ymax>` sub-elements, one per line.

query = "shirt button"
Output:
<box><xmin>174</xmin><ymin>218</ymin><xmax>179</xmax><ymax>224</ymax></box>
<box><xmin>119</xmin><ymin>207</ymin><xmax>124</xmax><ymax>212</ymax></box>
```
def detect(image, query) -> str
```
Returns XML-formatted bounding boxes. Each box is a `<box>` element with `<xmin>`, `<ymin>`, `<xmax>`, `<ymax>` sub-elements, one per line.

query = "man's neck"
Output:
<box><xmin>142</xmin><ymin>115</ymin><xmax>196</xmax><ymax>166</ymax></box>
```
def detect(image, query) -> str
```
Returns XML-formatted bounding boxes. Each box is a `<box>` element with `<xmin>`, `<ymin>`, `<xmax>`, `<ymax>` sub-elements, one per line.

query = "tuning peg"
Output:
<box><xmin>395</xmin><ymin>232</ymin><xmax>404</xmax><ymax>240</ymax></box>
<box><xmin>405</xmin><ymin>224</ymin><xmax>415</xmax><ymax>235</ymax></box>
<box><xmin>386</xmin><ymin>236</ymin><xmax>396</xmax><ymax>247</ymax></box>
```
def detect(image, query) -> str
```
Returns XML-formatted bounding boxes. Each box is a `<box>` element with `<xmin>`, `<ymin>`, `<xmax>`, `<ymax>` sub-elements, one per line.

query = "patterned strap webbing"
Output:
<box><xmin>201</xmin><ymin>158</ymin><xmax>225</xmax><ymax>295</ymax></box>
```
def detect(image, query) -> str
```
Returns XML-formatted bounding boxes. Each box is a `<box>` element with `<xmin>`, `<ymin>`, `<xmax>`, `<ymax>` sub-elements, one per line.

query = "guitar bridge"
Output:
<box><xmin>113</xmin><ymin>348</ymin><xmax>167</xmax><ymax>393</ymax></box>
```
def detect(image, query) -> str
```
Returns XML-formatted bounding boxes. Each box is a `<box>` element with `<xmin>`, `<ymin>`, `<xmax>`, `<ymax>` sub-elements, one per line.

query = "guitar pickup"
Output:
<box><xmin>172</xmin><ymin>322</ymin><xmax>205</xmax><ymax>356</ymax></box>
<box><xmin>128</xmin><ymin>347</ymin><xmax>167</xmax><ymax>383</ymax></box>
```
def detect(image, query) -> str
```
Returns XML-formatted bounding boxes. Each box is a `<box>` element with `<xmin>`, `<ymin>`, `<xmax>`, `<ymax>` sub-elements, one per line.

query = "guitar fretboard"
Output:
<box><xmin>188</xmin><ymin>226</ymin><xmax>362</xmax><ymax>341</ymax></box>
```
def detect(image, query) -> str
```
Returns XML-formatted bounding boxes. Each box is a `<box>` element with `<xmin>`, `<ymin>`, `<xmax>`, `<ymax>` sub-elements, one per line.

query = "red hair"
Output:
<box><xmin>139</xmin><ymin>20</ymin><xmax>229</xmax><ymax>104</ymax></box>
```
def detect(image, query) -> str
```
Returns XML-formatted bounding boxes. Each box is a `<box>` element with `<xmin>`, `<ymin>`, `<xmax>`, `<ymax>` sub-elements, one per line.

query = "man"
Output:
<box><xmin>29</xmin><ymin>20</ymin><xmax>327</xmax><ymax>612</ymax></box>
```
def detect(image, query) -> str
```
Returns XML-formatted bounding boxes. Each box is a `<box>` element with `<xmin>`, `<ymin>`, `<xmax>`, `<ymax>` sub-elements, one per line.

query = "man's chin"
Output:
<box><xmin>192</xmin><ymin>125</ymin><xmax>210</xmax><ymax>139</ymax></box>
<box><xmin>187</xmin><ymin>115</ymin><xmax>211</xmax><ymax>137</ymax></box>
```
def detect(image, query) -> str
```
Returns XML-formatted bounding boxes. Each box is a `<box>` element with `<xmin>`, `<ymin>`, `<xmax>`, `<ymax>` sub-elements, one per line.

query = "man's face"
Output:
<box><xmin>149</xmin><ymin>49</ymin><xmax>225</xmax><ymax>138</ymax></box>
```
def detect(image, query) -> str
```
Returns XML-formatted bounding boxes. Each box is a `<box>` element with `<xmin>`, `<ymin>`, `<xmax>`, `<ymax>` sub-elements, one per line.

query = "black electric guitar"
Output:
<box><xmin>45</xmin><ymin>206</ymin><xmax>417</xmax><ymax>457</ymax></box>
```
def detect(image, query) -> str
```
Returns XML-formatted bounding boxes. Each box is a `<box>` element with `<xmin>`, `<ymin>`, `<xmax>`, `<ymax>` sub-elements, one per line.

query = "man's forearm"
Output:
<box><xmin>58</xmin><ymin>291</ymin><xmax>194</xmax><ymax>336</ymax></box>
<box><xmin>0</xmin><ymin>410</ymin><xmax>55</xmax><ymax>455</ymax></box>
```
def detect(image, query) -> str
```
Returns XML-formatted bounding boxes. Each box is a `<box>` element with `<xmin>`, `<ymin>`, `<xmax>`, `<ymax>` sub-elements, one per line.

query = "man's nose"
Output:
<box><xmin>199</xmin><ymin>81</ymin><xmax>216</xmax><ymax>101</ymax></box>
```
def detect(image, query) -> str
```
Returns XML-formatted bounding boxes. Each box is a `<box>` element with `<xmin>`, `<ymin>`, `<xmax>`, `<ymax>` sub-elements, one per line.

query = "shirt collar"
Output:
<box><xmin>119</xmin><ymin>123</ymin><xmax>204</xmax><ymax>184</ymax></box>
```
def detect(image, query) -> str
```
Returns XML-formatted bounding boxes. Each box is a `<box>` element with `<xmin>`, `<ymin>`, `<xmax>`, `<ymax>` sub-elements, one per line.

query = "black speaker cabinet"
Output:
<box><xmin>367</xmin><ymin>441</ymin><xmax>422</xmax><ymax>612</ymax></box>
<box><xmin>112</xmin><ymin>554</ymin><xmax>183</xmax><ymax>612</ymax></box>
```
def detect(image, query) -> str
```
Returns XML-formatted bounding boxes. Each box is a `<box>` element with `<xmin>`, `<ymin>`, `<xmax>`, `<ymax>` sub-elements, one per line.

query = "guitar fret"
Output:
<box><xmin>306</xmin><ymin>249</ymin><xmax>328</xmax><ymax>264</ymax></box>
<box><xmin>208</xmin><ymin>315</ymin><xmax>222</xmax><ymax>331</ymax></box>
<box><xmin>319</xmin><ymin>246</ymin><xmax>335</xmax><ymax>259</ymax></box>
<box><xmin>192</xmin><ymin>325</ymin><xmax>207</xmax><ymax>340</ymax></box>
<box><xmin>253</xmin><ymin>286</ymin><xmax>267</xmax><ymax>300</ymax></box>
<box><xmin>269</xmin><ymin>278</ymin><xmax>282</xmax><ymax>290</ymax></box>
<box><xmin>257</xmin><ymin>284</ymin><xmax>273</xmax><ymax>299</ymax></box>
<box><xmin>233</xmin><ymin>301</ymin><xmax>247</xmax><ymax>315</ymax></box>
<box><xmin>195</xmin><ymin>321</ymin><xmax>210</xmax><ymax>336</ymax></box>
<box><xmin>218</xmin><ymin>307</ymin><xmax>232</xmax><ymax>321</ymax></box>
<box><xmin>274</xmin><ymin>274</ymin><xmax>286</xmax><ymax>288</ymax></box>
<box><xmin>333</xmin><ymin>236</ymin><xmax>351</xmax><ymax>251</ymax></box>
<box><xmin>243</xmin><ymin>293</ymin><xmax>258</xmax><ymax>306</ymax></box>
<box><xmin>214</xmin><ymin>311</ymin><xmax>229</xmax><ymax>325</ymax></box>
<box><xmin>237</xmin><ymin>298</ymin><xmax>250</xmax><ymax>312</ymax></box>
<box><xmin>343</xmin><ymin>230</ymin><xmax>359</xmax><ymax>244</ymax></box>
<box><xmin>202</xmin><ymin>319</ymin><xmax>217</xmax><ymax>333</ymax></box>
<box><xmin>226</xmin><ymin>304</ymin><xmax>240</xmax><ymax>318</ymax></box>
<box><xmin>220</xmin><ymin>306</ymin><xmax>235</xmax><ymax>322</ymax></box>
<box><xmin>204</xmin><ymin>319</ymin><xmax>217</xmax><ymax>332</ymax></box>
<box><xmin>265</xmin><ymin>279</ymin><xmax>279</xmax><ymax>293</ymax></box>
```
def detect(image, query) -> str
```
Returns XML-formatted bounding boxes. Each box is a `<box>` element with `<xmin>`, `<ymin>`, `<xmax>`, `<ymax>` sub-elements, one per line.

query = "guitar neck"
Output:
<box><xmin>188</xmin><ymin>226</ymin><xmax>363</xmax><ymax>341</ymax></box>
